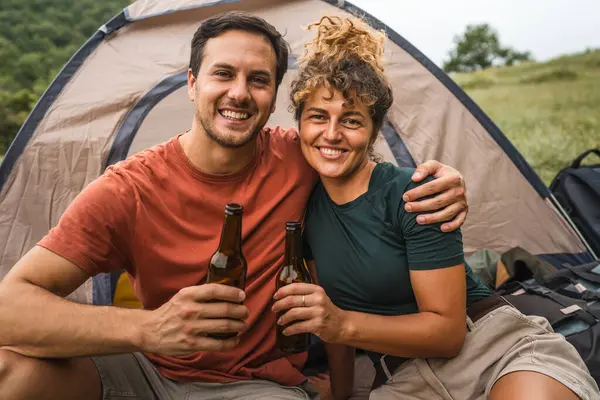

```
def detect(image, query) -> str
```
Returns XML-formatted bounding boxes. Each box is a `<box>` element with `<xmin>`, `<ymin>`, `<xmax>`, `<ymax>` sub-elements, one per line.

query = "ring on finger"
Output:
<box><xmin>302</xmin><ymin>295</ymin><xmax>306</xmax><ymax>307</ymax></box>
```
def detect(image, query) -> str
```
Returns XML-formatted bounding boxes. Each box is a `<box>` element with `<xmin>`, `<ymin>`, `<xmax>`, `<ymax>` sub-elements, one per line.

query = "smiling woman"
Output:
<box><xmin>273</xmin><ymin>14</ymin><xmax>600</xmax><ymax>400</ymax></box>
<box><xmin>297</xmin><ymin>87</ymin><xmax>374</xmax><ymax>187</ymax></box>
<box><xmin>290</xmin><ymin>16</ymin><xmax>393</xmax><ymax>203</ymax></box>
<box><xmin>291</xmin><ymin>16</ymin><xmax>392</xmax><ymax>164</ymax></box>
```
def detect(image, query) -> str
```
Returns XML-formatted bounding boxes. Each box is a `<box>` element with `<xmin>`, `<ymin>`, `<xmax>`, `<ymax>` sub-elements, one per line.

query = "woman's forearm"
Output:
<box><xmin>338</xmin><ymin>310</ymin><xmax>466</xmax><ymax>358</ymax></box>
<box><xmin>325</xmin><ymin>343</ymin><xmax>355</xmax><ymax>400</ymax></box>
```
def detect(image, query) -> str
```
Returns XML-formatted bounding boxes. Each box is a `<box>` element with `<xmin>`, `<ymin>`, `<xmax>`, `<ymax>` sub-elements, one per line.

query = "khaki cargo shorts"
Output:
<box><xmin>370</xmin><ymin>305</ymin><xmax>599</xmax><ymax>400</ymax></box>
<box><xmin>91</xmin><ymin>352</ymin><xmax>319</xmax><ymax>400</ymax></box>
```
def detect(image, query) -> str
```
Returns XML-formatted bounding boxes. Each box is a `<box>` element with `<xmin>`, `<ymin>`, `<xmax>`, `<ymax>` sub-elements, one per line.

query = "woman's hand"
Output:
<box><xmin>272</xmin><ymin>283</ymin><xmax>347</xmax><ymax>343</ymax></box>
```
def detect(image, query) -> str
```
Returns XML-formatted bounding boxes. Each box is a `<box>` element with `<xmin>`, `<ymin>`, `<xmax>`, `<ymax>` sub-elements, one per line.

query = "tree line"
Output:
<box><xmin>443</xmin><ymin>23</ymin><xmax>532</xmax><ymax>73</ymax></box>
<box><xmin>0</xmin><ymin>0</ymin><xmax>128</xmax><ymax>154</ymax></box>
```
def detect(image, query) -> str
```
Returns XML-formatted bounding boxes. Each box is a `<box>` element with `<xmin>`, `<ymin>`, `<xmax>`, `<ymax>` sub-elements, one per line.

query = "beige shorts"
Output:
<box><xmin>370</xmin><ymin>305</ymin><xmax>599</xmax><ymax>400</ymax></box>
<box><xmin>91</xmin><ymin>352</ymin><xmax>319</xmax><ymax>400</ymax></box>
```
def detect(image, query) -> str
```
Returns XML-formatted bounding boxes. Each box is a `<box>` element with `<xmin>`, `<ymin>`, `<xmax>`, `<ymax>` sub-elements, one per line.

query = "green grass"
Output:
<box><xmin>453</xmin><ymin>49</ymin><xmax>600</xmax><ymax>185</ymax></box>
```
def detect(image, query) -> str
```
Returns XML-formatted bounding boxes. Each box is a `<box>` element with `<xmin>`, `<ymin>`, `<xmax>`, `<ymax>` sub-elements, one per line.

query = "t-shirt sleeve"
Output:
<box><xmin>268</xmin><ymin>125</ymin><xmax>319</xmax><ymax>183</ymax></box>
<box><xmin>302</xmin><ymin>197</ymin><xmax>315</xmax><ymax>261</ymax></box>
<box><xmin>302</xmin><ymin>233</ymin><xmax>314</xmax><ymax>261</ymax></box>
<box><xmin>396</xmin><ymin>177</ymin><xmax>465</xmax><ymax>271</ymax></box>
<box><xmin>269</xmin><ymin>125</ymin><xmax>299</xmax><ymax>141</ymax></box>
<box><xmin>37</xmin><ymin>167</ymin><xmax>136</xmax><ymax>276</ymax></box>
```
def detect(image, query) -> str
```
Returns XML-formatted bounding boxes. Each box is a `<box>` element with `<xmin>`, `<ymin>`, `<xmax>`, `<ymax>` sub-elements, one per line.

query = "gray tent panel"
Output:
<box><xmin>380</xmin><ymin>119</ymin><xmax>416</xmax><ymax>168</ymax></box>
<box><xmin>106</xmin><ymin>73</ymin><xmax>188</xmax><ymax>167</ymax></box>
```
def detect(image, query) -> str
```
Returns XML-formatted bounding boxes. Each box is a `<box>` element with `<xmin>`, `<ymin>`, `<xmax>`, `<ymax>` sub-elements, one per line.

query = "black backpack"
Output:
<box><xmin>497</xmin><ymin>261</ymin><xmax>600</xmax><ymax>384</ymax></box>
<box><xmin>550</xmin><ymin>149</ymin><xmax>600</xmax><ymax>256</ymax></box>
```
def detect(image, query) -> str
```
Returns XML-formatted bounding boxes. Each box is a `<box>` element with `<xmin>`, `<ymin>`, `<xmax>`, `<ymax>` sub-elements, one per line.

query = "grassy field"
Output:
<box><xmin>453</xmin><ymin>49</ymin><xmax>600</xmax><ymax>185</ymax></box>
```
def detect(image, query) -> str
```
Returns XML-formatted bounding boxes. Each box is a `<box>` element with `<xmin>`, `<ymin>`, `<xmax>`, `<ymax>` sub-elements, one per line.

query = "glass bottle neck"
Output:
<box><xmin>284</xmin><ymin>229</ymin><xmax>302</xmax><ymax>265</ymax></box>
<box><xmin>218</xmin><ymin>213</ymin><xmax>242</xmax><ymax>253</ymax></box>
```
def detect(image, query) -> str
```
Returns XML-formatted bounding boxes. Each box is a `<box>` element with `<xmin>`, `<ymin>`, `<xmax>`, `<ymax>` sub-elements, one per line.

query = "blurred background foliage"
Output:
<box><xmin>0</xmin><ymin>0</ymin><xmax>129</xmax><ymax>153</ymax></box>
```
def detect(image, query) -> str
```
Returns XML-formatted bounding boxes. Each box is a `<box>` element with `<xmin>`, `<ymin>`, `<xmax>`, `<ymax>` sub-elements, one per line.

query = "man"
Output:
<box><xmin>0</xmin><ymin>12</ymin><xmax>468</xmax><ymax>400</ymax></box>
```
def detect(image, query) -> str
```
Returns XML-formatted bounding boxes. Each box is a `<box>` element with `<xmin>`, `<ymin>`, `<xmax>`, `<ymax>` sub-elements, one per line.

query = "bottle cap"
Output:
<box><xmin>286</xmin><ymin>221</ymin><xmax>302</xmax><ymax>231</ymax></box>
<box><xmin>225</xmin><ymin>203</ymin><xmax>244</xmax><ymax>215</ymax></box>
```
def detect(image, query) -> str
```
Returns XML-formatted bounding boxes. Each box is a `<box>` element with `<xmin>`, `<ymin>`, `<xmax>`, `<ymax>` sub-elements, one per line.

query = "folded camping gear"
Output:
<box><xmin>550</xmin><ymin>148</ymin><xmax>600</xmax><ymax>256</ymax></box>
<box><xmin>496</xmin><ymin>247</ymin><xmax>559</xmax><ymax>288</ymax></box>
<box><xmin>465</xmin><ymin>249</ymin><xmax>501</xmax><ymax>288</ymax></box>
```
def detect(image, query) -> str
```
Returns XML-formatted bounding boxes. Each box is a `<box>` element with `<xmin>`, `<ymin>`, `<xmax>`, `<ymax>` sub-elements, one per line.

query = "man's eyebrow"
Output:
<box><xmin>250</xmin><ymin>69</ymin><xmax>273</xmax><ymax>78</ymax></box>
<box><xmin>210</xmin><ymin>63</ymin><xmax>273</xmax><ymax>79</ymax></box>
<box><xmin>305</xmin><ymin>107</ymin><xmax>327</xmax><ymax>114</ymax></box>
<box><xmin>211</xmin><ymin>63</ymin><xmax>235</xmax><ymax>70</ymax></box>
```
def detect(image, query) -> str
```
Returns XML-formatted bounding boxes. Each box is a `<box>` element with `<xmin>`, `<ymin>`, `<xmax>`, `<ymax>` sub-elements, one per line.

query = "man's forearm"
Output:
<box><xmin>339</xmin><ymin>311</ymin><xmax>465</xmax><ymax>359</ymax></box>
<box><xmin>0</xmin><ymin>280</ymin><xmax>147</xmax><ymax>358</ymax></box>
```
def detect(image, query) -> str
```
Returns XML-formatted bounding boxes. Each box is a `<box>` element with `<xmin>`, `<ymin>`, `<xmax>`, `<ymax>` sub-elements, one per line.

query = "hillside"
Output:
<box><xmin>453</xmin><ymin>49</ymin><xmax>600</xmax><ymax>185</ymax></box>
<box><xmin>0</xmin><ymin>0</ymin><xmax>129</xmax><ymax>153</ymax></box>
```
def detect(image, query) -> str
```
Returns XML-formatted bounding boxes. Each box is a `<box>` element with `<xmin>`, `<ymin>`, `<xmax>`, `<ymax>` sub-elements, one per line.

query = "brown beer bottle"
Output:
<box><xmin>276</xmin><ymin>221</ymin><xmax>313</xmax><ymax>353</ymax></box>
<box><xmin>206</xmin><ymin>203</ymin><xmax>247</xmax><ymax>339</ymax></box>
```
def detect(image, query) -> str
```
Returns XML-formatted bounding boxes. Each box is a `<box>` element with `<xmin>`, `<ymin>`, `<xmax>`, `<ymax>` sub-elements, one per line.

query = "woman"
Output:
<box><xmin>272</xmin><ymin>16</ymin><xmax>599</xmax><ymax>400</ymax></box>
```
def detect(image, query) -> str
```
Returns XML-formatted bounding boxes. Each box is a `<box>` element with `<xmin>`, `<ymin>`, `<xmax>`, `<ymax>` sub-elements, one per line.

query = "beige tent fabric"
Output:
<box><xmin>128</xmin><ymin>87</ymin><xmax>193</xmax><ymax>156</ymax></box>
<box><xmin>127</xmin><ymin>0</ymin><xmax>237</xmax><ymax>20</ymax></box>
<box><xmin>0</xmin><ymin>0</ymin><xmax>588</xmax><ymax>304</ymax></box>
<box><xmin>128</xmin><ymin>0</ymin><xmax>585</xmax><ymax>257</ymax></box>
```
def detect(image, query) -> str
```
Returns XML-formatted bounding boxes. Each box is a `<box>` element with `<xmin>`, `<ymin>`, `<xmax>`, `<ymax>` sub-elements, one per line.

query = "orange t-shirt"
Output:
<box><xmin>38</xmin><ymin>127</ymin><xmax>318</xmax><ymax>386</ymax></box>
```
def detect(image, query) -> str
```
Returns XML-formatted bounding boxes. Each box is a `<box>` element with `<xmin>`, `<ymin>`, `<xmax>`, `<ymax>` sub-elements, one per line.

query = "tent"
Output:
<box><xmin>0</xmin><ymin>0</ymin><xmax>597</xmax><ymax>306</ymax></box>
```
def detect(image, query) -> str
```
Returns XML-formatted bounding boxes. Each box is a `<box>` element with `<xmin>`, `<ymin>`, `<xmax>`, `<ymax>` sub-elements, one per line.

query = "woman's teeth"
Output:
<box><xmin>220</xmin><ymin>110</ymin><xmax>249</xmax><ymax>120</ymax></box>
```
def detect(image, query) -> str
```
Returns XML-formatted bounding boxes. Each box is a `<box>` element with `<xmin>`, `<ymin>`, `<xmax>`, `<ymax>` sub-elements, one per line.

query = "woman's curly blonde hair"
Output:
<box><xmin>290</xmin><ymin>16</ymin><xmax>393</xmax><ymax>158</ymax></box>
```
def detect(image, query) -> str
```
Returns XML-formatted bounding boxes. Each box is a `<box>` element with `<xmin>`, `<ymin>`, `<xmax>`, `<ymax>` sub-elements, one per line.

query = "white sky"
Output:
<box><xmin>349</xmin><ymin>0</ymin><xmax>600</xmax><ymax>66</ymax></box>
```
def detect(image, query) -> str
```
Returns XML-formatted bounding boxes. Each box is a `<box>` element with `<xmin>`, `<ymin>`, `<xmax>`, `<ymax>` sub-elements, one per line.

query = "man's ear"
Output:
<box><xmin>187</xmin><ymin>69</ymin><xmax>196</xmax><ymax>102</ymax></box>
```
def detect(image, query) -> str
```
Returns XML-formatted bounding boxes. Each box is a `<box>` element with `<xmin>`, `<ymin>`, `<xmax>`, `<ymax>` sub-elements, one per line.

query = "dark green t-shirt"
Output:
<box><xmin>304</xmin><ymin>162</ymin><xmax>492</xmax><ymax>317</ymax></box>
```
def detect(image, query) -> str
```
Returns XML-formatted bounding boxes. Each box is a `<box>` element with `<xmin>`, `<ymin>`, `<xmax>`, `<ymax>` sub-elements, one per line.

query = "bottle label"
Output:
<box><xmin>211</xmin><ymin>253</ymin><xmax>227</xmax><ymax>269</ymax></box>
<box><xmin>280</xmin><ymin>267</ymin><xmax>299</xmax><ymax>284</ymax></box>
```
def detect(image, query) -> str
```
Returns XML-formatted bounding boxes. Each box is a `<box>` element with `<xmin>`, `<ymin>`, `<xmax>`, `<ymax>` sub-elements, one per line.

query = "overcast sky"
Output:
<box><xmin>349</xmin><ymin>0</ymin><xmax>600</xmax><ymax>67</ymax></box>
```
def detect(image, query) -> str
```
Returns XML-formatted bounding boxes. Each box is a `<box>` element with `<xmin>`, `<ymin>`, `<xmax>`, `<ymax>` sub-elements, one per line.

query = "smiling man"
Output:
<box><xmin>0</xmin><ymin>12</ymin><xmax>469</xmax><ymax>400</ymax></box>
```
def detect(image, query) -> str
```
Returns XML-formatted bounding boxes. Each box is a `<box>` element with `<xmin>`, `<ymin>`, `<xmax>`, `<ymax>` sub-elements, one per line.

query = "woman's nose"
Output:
<box><xmin>322</xmin><ymin>122</ymin><xmax>342</xmax><ymax>142</ymax></box>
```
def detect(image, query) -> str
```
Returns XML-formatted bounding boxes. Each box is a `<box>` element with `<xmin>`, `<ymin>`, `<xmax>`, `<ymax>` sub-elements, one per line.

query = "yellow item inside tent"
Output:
<box><xmin>113</xmin><ymin>272</ymin><xmax>142</xmax><ymax>309</ymax></box>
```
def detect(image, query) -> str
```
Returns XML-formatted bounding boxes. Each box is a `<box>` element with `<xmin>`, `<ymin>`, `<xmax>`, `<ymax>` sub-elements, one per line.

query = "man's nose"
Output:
<box><xmin>228</xmin><ymin>77</ymin><xmax>251</xmax><ymax>105</ymax></box>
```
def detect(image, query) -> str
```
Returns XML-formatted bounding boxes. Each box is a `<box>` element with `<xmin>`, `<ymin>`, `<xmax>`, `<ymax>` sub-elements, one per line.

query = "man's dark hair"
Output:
<box><xmin>189</xmin><ymin>12</ymin><xmax>290</xmax><ymax>87</ymax></box>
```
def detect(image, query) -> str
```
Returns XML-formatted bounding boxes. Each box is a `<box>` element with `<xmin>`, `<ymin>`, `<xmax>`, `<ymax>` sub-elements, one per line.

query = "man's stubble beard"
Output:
<box><xmin>197</xmin><ymin>109</ymin><xmax>266</xmax><ymax>149</ymax></box>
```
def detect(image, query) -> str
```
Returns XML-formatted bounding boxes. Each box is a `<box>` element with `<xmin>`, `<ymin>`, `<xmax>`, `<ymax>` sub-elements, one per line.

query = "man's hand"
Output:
<box><xmin>403</xmin><ymin>160</ymin><xmax>468</xmax><ymax>232</ymax></box>
<box><xmin>140</xmin><ymin>284</ymin><xmax>248</xmax><ymax>356</ymax></box>
<box><xmin>307</xmin><ymin>373</ymin><xmax>334</xmax><ymax>400</ymax></box>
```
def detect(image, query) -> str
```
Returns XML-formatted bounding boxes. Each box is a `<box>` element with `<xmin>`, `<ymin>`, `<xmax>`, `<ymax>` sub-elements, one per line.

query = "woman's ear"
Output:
<box><xmin>369</xmin><ymin>123</ymin><xmax>382</xmax><ymax>146</ymax></box>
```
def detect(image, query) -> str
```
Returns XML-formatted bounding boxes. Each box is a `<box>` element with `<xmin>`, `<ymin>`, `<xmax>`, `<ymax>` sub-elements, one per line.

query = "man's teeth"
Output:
<box><xmin>220</xmin><ymin>110</ymin><xmax>249</xmax><ymax>120</ymax></box>
<box><xmin>320</xmin><ymin>147</ymin><xmax>344</xmax><ymax>156</ymax></box>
